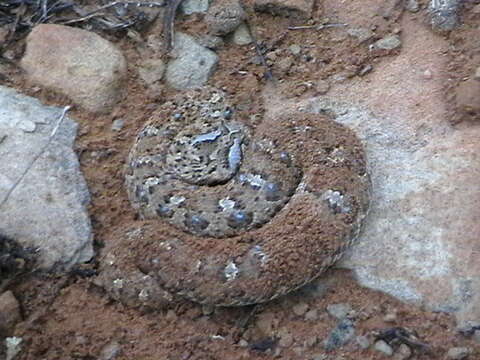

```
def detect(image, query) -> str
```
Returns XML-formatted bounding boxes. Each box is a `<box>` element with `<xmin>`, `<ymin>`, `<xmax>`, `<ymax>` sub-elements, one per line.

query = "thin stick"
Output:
<box><xmin>0</xmin><ymin>105</ymin><xmax>71</xmax><ymax>209</ymax></box>
<box><xmin>163</xmin><ymin>0</ymin><xmax>184</xmax><ymax>53</ymax></box>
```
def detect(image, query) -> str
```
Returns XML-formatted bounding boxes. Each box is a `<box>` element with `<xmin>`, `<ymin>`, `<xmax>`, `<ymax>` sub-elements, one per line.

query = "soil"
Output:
<box><xmin>1</xmin><ymin>0</ymin><xmax>480</xmax><ymax>359</ymax></box>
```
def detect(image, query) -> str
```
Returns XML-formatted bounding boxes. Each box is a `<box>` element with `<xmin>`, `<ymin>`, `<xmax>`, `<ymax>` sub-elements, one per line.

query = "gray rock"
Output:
<box><xmin>374</xmin><ymin>340</ymin><xmax>393</xmax><ymax>356</ymax></box>
<box><xmin>394</xmin><ymin>344</ymin><xmax>412</xmax><ymax>360</ymax></box>
<box><xmin>254</xmin><ymin>0</ymin><xmax>314</xmax><ymax>19</ymax></box>
<box><xmin>347</xmin><ymin>27</ymin><xmax>374</xmax><ymax>43</ymax></box>
<box><xmin>447</xmin><ymin>347</ymin><xmax>472</xmax><ymax>360</ymax></box>
<box><xmin>0</xmin><ymin>86</ymin><xmax>93</xmax><ymax>269</ymax></box>
<box><xmin>289</xmin><ymin>44</ymin><xmax>301</xmax><ymax>55</ymax></box>
<box><xmin>278</xmin><ymin>327</ymin><xmax>294</xmax><ymax>347</ymax></box>
<box><xmin>233</xmin><ymin>23</ymin><xmax>253</xmax><ymax>45</ymax></box>
<box><xmin>21</xmin><ymin>24</ymin><xmax>126</xmax><ymax>114</ymax></box>
<box><xmin>111</xmin><ymin>119</ymin><xmax>124</xmax><ymax>132</ymax></box>
<box><xmin>305</xmin><ymin>309</ymin><xmax>318</xmax><ymax>321</ymax></box>
<box><xmin>356</xmin><ymin>335</ymin><xmax>370</xmax><ymax>349</ymax></box>
<box><xmin>99</xmin><ymin>341</ymin><xmax>121</xmax><ymax>360</ymax></box>
<box><xmin>292</xmin><ymin>302</ymin><xmax>309</xmax><ymax>316</ymax></box>
<box><xmin>323</xmin><ymin>319</ymin><xmax>355</xmax><ymax>351</ymax></box>
<box><xmin>138</xmin><ymin>58</ymin><xmax>165</xmax><ymax>85</ymax></box>
<box><xmin>428</xmin><ymin>0</ymin><xmax>461</xmax><ymax>32</ymax></box>
<box><xmin>374</xmin><ymin>35</ymin><xmax>402</xmax><ymax>50</ymax></box>
<box><xmin>405</xmin><ymin>0</ymin><xmax>420</xmax><ymax>12</ymax></box>
<box><xmin>326</xmin><ymin>303</ymin><xmax>352</xmax><ymax>320</ymax></box>
<box><xmin>5</xmin><ymin>337</ymin><xmax>22</xmax><ymax>360</ymax></box>
<box><xmin>205</xmin><ymin>0</ymin><xmax>246</xmax><ymax>35</ymax></box>
<box><xmin>180</xmin><ymin>0</ymin><xmax>210</xmax><ymax>15</ymax></box>
<box><xmin>165</xmin><ymin>32</ymin><xmax>219</xmax><ymax>90</ymax></box>
<box><xmin>197</xmin><ymin>35</ymin><xmax>224</xmax><ymax>50</ymax></box>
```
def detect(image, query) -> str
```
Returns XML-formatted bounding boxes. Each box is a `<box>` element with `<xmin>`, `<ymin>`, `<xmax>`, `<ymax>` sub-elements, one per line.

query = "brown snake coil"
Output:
<box><xmin>125</xmin><ymin>87</ymin><xmax>370</xmax><ymax>306</ymax></box>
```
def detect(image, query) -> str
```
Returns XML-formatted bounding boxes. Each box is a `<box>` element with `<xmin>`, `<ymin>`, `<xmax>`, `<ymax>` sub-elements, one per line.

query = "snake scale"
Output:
<box><xmin>124</xmin><ymin>87</ymin><xmax>370</xmax><ymax>306</ymax></box>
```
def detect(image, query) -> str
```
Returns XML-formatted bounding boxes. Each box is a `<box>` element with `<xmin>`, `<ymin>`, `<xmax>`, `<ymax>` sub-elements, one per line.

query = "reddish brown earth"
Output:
<box><xmin>1</xmin><ymin>0</ymin><xmax>480</xmax><ymax>359</ymax></box>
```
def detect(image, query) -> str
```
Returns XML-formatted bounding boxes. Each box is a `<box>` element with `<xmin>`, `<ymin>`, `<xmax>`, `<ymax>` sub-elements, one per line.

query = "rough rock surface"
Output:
<box><xmin>180</xmin><ymin>0</ymin><xmax>210</xmax><ymax>15</ymax></box>
<box><xmin>428</xmin><ymin>0</ymin><xmax>461</xmax><ymax>32</ymax></box>
<box><xmin>254</xmin><ymin>0</ymin><xmax>315</xmax><ymax>19</ymax></box>
<box><xmin>21</xmin><ymin>24</ymin><xmax>127</xmax><ymax>113</ymax></box>
<box><xmin>294</xmin><ymin>16</ymin><xmax>480</xmax><ymax>327</ymax></box>
<box><xmin>165</xmin><ymin>32</ymin><xmax>219</xmax><ymax>90</ymax></box>
<box><xmin>205</xmin><ymin>0</ymin><xmax>246</xmax><ymax>35</ymax></box>
<box><xmin>0</xmin><ymin>86</ymin><xmax>93</xmax><ymax>269</ymax></box>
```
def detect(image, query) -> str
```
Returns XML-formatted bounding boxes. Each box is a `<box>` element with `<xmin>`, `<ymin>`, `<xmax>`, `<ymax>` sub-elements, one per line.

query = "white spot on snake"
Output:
<box><xmin>219</xmin><ymin>198</ymin><xmax>235</xmax><ymax>210</ymax></box>
<box><xmin>169</xmin><ymin>195</ymin><xmax>186</xmax><ymax>205</ymax></box>
<box><xmin>224</xmin><ymin>261</ymin><xmax>239</xmax><ymax>281</ymax></box>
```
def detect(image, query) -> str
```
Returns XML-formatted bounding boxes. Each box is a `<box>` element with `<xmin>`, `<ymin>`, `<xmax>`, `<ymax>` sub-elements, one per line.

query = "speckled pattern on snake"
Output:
<box><xmin>125</xmin><ymin>87</ymin><xmax>370</xmax><ymax>306</ymax></box>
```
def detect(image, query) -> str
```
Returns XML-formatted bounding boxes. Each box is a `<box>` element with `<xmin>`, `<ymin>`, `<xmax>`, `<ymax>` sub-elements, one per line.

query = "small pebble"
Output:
<box><xmin>305</xmin><ymin>309</ymin><xmax>318</xmax><ymax>321</ymax></box>
<box><xmin>423</xmin><ymin>69</ymin><xmax>433</xmax><ymax>80</ymax></box>
<box><xmin>111</xmin><ymin>119</ymin><xmax>124</xmax><ymax>132</ymax></box>
<box><xmin>384</xmin><ymin>312</ymin><xmax>397</xmax><ymax>322</ymax></box>
<box><xmin>292</xmin><ymin>302</ymin><xmax>309</xmax><ymax>316</ymax></box>
<box><xmin>315</xmin><ymin>80</ymin><xmax>330</xmax><ymax>95</ymax></box>
<box><xmin>326</xmin><ymin>303</ymin><xmax>352</xmax><ymax>320</ymax></box>
<box><xmin>289</xmin><ymin>44</ymin><xmax>301</xmax><ymax>55</ymax></box>
<box><xmin>233</xmin><ymin>23</ymin><xmax>252</xmax><ymax>45</ymax></box>
<box><xmin>374</xmin><ymin>35</ymin><xmax>402</xmax><ymax>50</ymax></box>
<box><xmin>405</xmin><ymin>0</ymin><xmax>420</xmax><ymax>12</ymax></box>
<box><xmin>238</xmin><ymin>339</ymin><xmax>249</xmax><ymax>347</ymax></box>
<box><xmin>278</xmin><ymin>327</ymin><xmax>294</xmax><ymax>347</ymax></box>
<box><xmin>447</xmin><ymin>347</ymin><xmax>472</xmax><ymax>360</ymax></box>
<box><xmin>356</xmin><ymin>335</ymin><xmax>370</xmax><ymax>350</ymax></box>
<box><xmin>374</xmin><ymin>340</ymin><xmax>394</xmax><ymax>356</ymax></box>
<box><xmin>99</xmin><ymin>341</ymin><xmax>121</xmax><ymax>360</ymax></box>
<box><xmin>394</xmin><ymin>343</ymin><xmax>412</xmax><ymax>360</ymax></box>
<box><xmin>202</xmin><ymin>304</ymin><xmax>215</xmax><ymax>316</ymax></box>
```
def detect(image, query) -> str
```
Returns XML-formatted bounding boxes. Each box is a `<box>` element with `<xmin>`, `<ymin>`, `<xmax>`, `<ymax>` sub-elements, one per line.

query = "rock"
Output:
<box><xmin>0</xmin><ymin>291</ymin><xmax>21</xmax><ymax>336</ymax></box>
<box><xmin>374</xmin><ymin>340</ymin><xmax>394</xmax><ymax>356</ymax></box>
<box><xmin>289</xmin><ymin>44</ymin><xmax>301</xmax><ymax>55</ymax></box>
<box><xmin>5</xmin><ymin>337</ymin><xmax>22</xmax><ymax>360</ymax></box>
<box><xmin>278</xmin><ymin>327</ymin><xmax>294</xmax><ymax>347</ymax></box>
<box><xmin>405</xmin><ymin>0</ymin><xmax>419</xmax><ymax>12</ymax></box>
<box><xmin>197</xmin><ymin>35</ymin><xmax>224</xmax><ymax>50</ymax></box>
<box><xmin>292</xmin><ymin>302</ymin><xmax>309</xmax><ymax>316</ymax></box>
<box><xmin>238</xmin><ymin>339</ymin><xmax>249</xmax><ymax>347</ymax></box>
<box><xmin>256</xmin><ymin>312</ymin><xmax>277</xmax><ymax>335</ymax></box>
<box><xmin>99</xmin><ymin>341</ymin><xmax>121</xmax><ymax>360</ymax></box>
<box><xmin>383</xmin><ymin>312</ymin><xmax>397</xmax><ymax>322</ymax></box>
<box><xmin>394</xmin><ymin>344</ymin><xmax>412</xmax><ymax>360</ymax></box>
<box><xmin>474</xmin><ymin>67</ymin><xmax>480</xmax><ymax>80</ymax></box>
<box><xmin>312</xmin><ymin>354</ymin><xmax>327</xmax><ymax>360</ymax></box>
<box><xmin>205</xmin><ymin>0</ymin><xmax>246</xmax><ymax>35</ymax></box>
<box><xmin>305</xmin><ymin>309</ymin><xmax>318</xmax><ymax>321</ymax></box>
<box><xmin>138</xmin><ymin>58</ymin><xmax>165</xmax><ymax>85</ymax></box>
<box><xmin>347</xmin><ymin>28</ymin><xmax>374</xmax><ymax>43</ymax></box>
<box><xmin>111</xmin><ymin>119</ymin><xmax>124</xmax><ymax>132</ymax></box>
<box><xmin>21</xmin><ymin>24</ymin><xmax>126</xmax><ymax>113</ymax></box>
<box><xmin>233</xmin><ymin>23</ymin><xmax>253</xmax><ymax>45</ymax></box>
<box><xmin>373</xmin><ymin>35</ymin><xmax>402</xmax><ymax>50</ymax></box>
<box><xmin>326</xmin><ymin>303</ymin><xmax>352</xmax><ymax>320</ymax></box>
<box><xmin>165</xmin><ymin>32</ymin><xmax>218</xmax><ymax>90</ymax></box>
<box><xmin>428</xmin><ymin>0</ymin><xmax>461</xmax><ymax>32</ymax></box>
<box><xmin>180</xmin><ymin>0</ymin><xmax>210</xmax><ymax>15</ymax></box>
<box><xmin>254</xmin><ymin>0</ymin><xmax>314</xmax><ymax>19</ymax></box>
<box><xmin>315</xmin><ymin>80</ymin><xmax>330</xmax><ymax>95</ymax></box>
<box><xmin>0</xmin><ymin>86</ymin><xmax>93</xmax><ymax>269</ymax></box>
<box><xmin>323</xmin><ymin>319</ymin><xmax>355</xmax><ymax>351</ymax></box>
<box><xmin>447</xmin><ymin>347</ymin><xmax>472</xmax><ymax>360</ymax></box>
<box><xmin>356</xmin><ymin>335</ymin><xmax>370</xmax><ymax>349</ymax></box>
<box><xmin>455</xmin><ymin>78</ymin><xmax>480</xmax><ymax>118</ymax></box>
<box><xmin>423</xmin><ymin>69</ymin><xmax>433</xmax><ymax>80</ymax></box>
